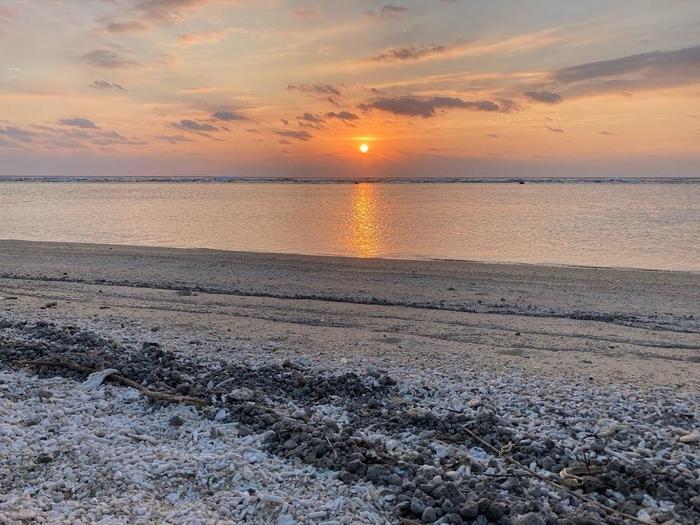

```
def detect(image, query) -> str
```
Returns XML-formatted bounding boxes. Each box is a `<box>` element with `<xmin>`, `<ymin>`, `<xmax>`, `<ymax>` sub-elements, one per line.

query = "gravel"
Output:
<box><xmin>0</xmin><ymin>318</ymin><xmax>698</xmax><ymax>524</ymax></box>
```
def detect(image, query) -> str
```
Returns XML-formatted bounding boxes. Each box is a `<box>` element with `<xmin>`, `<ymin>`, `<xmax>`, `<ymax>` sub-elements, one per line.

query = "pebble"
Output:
<box><xmin>0</xmin><ymin>319</ymin><xmax>698</xmax><ymax>525</ymax></box>
<box><xmin>422</xmin><ymin>506</ymin><xmax>437</xmax><ymax>523</ymax></box>
<box><xmin>513</xmin><ymin>513</ymin><xmax>546</xmax><ymax>525</ymax></box>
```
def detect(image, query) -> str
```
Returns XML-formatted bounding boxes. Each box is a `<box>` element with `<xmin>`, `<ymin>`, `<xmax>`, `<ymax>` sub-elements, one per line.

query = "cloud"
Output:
<box><xmin>368</xmin><ymin>4</ymin><xmax>411</xmax><ymax>18</ymax></box>
<box><xmin>363</xmin><ymin>30</ymin><xmax>560</xmax><ymax>65</ymax></box>
<box><xmin>287</xmin><ymin>83</ymin><xmax>341</xmax><ymax>96</ymax></box>
<box><xmin>212</xmin><ymin>110</ymin><xmax>247</xmax><ymax>121</ymax></box>
<box><xmin>291</xmin><ymin>7</ymin><xmax>317</xmax><ymax>18</ymax></box>
<box><xmin>158</xmin><ymin>134</ymin><xmax>193</xmax><ymax>144</ymax></box>
<box><xmin>1</xmin><ymin>122</ymin><xmax>146</xmax><ymax>150</ymax></box>
<box><xmin>59</xmin><ymin>117</ymin><xmax>98</xmax><ymax>129</ymax></box>
<box><xmin>370</xmin><ymin>44</ymin><xmax>447</xmax><ymax>62</ymax></box>
<box><xmin>599</xmin><ymin>130</ymin><xmax>615</xmax><ymax>136</ymax></box>
<box><xmin>0</xmin><ymin>6</ymin><xmax>16</xmax><ymax>30</ymax></box>
<box><xmin>545</xmin><ymin>126</ymin><xmax>564</xmax><ymax>133</ymax></box>
<box><xmin>178</xmin><ymin>31</ymin><xmax>224</xmax><ymax>46</ymax></box>
<box><xmin>358</xmin><ymin>96</ymin><xmax>503</xmax><ymax>118</ymax></box>
<box><xmin>103</xmin><ymin>19</ymin><xmax>150</xmax><ymax>33</ymax></box>
<box><xmin>275</xmin><ymin>130</ymin><xmax>313</xmax><ymax>141</ymax></box>
<box><xmin>325</xmin><ymin>111</ymin><xmax>359</xmax><ymax>121</ymax></box>
<box><xmin>91</xmin><ymin>130</ymin><xmax>146</xmax><ymax>146</ymax></box>
<box><xmin>103</xmin><ymin>0</ymin><xmax>239</xmax><ymax>32</ymax></box>
<box><xmin>523</xmin><ymin>90</ymin><xmax>562</xmax><ymax>104</ymax></box>
<box><xmin>298</xmin><ymin>112</ymin><xmax>325</xmax><ymax>123</ymax></box>
<box><xmin>0</xmin><ymin>126</ymin><xmax>34</xmax><ymax>143</ymax></box>
<box><xmin>173</xmin><ymin>119</ymin><xmax>219</xmax><ymax>132</ymax></box>
<box><xmin>554</xmin><ymin>45</ymin><xmax>700</xmax><ymax>83</ymax></box>
<box><xmin>82</xmin><ymin>49</ymin><xmax>135</xmax><ymax>69</ymax></box>
<box><xmin>549</xmin><ymin>45</ymin><xmax>700</xmax><ymax>96</ymax></box>
<box><xmin>89</xmin><ymin>80</ymin><xmax>125</xmax><ymax>90</ymax></box>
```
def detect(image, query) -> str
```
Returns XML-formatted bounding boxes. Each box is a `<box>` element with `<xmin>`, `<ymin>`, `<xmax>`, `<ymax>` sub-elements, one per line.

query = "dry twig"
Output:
<box><xmin>443</xmin><ymin>426</ymin><xmax>649</xmax><ymax>524</ymax></box>
<box><xmin>16</xmin><ymin>359</ymin><xmax>208</xmax><ymax>407</ymax></box>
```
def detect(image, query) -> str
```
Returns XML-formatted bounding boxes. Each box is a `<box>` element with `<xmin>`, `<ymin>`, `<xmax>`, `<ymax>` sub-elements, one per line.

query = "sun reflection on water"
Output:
<box><xmin>345</xmin><ymin>183</ymin><xmax>381</xmax><ymax>257</ymax></box>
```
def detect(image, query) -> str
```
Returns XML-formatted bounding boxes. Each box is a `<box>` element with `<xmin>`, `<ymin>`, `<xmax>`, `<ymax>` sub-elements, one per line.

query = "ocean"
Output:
<box><xmin>1</xmin><ymin>179</ymin><xmax>698</xmax><ymax>271</ymax></box>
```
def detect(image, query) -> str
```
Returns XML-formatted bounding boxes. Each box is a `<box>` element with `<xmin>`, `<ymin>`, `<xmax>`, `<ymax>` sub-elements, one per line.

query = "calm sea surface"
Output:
<box><xmin>1</xmin><ymin>182</ymin><xmax>698</xmax><ymax>271</ymax></box>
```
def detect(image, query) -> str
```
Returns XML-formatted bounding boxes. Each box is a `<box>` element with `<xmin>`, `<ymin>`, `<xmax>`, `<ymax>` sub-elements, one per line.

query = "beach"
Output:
<box><xmin>0</xmin><ymin>240</ymin><xmax>698</xmax><ymax>524</ymax></box>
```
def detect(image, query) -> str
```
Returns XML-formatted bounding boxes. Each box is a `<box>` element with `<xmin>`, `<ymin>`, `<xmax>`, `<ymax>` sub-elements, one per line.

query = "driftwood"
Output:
<box><xmin>16</xmin><ymin>359</ymin><xmax>208</xmax><ymax>407</ymax></box>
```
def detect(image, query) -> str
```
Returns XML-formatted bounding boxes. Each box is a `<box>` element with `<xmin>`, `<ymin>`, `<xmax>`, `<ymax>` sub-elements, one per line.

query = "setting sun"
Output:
<box><xmin>359</xmin><ymin>143</ymin><xmax>370</xmax><ymax>154</ymax></box>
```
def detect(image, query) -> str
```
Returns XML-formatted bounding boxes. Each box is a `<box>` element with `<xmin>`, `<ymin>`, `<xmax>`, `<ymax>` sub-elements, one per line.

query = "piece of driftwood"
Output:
<box><xmin>16</xmin><ymin>359</ymin><xmax>208</xmax><ymax>407</ymax></box>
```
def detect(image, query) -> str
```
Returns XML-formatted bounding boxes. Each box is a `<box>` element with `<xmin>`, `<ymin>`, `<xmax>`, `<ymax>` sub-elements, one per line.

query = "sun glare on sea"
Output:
<box><xmin>359</xmin><ymin>143</ymin><xmax>370</xmax><ymax>154</ymax></box>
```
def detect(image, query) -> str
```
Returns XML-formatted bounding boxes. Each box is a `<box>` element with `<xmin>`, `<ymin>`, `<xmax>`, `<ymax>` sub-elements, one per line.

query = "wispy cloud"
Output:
<box><xmin>99</xmin><ymin>0</ymin><xmax>236</xmax><ymax>33</ymax></box>
<box><xmin>89</xmin><ymin>80</ymin><xmax>125</xmax><ymax>91</ymax></box>
<box><xmin>158</xmin><ymin>134</ymin><xmax>193</xmax><ymax>144</ymax></box>
<box><xmin>1</xmin><ymin>121</ymin><xmax>145</xmax><ymax>150</ymax></box>
<box><xmin>364</xmin><ymin>29</ymin><xmax>560</xmax><ymax>65</ymax></box>
<box><xmin>0</xmin><ymin>126</ymin><xmax>34</xmax><ymax>143</ymax></box>
<box><xmin>82</xmin><ymin>49</ymin><xmax>136</xmax><ymax>69</ymax></box>
<box><xmin>298</xmin><ymin>112</ymin><xmax>325</xmax><ymax>123</ymax></box>
<box><xmin>59</xmin><ymin>117</ymin><xmax>99</xmax><ymax>129</ymax></box>
<box><xmin>367</xmin><ymin>4</ymin><xmax>411</xmax><ymax>19</ymax></box>
<box><xmin>0</xmin><ymin>6</ymin><xmax>16</xmax><ymax>31</ymax></box>
<box><xmin>102</xmin><ymin>19</ymin><xmax>150</xmax><ymax>34</ymax></box>
<box><xmin>554</xmin><ymin>46</ymin><xmax>700</xmax><ymax>83</ymax></box>
<box><xmin>173</xmin><ymin>119</ymin><xmax>219</xmax><ymax>132</ymax></box>
<box><xmin>211</xmin><ymin>110</ymin><xmax>247</xmax><ymax>122</ymax></box>
<box><xmin>548</xmin><ymin>45</ymin><xmax>700</xmax><ymax>96</ymax></box>
<box><xmin>325</xmin><ymin>111</ymin><xmax>359</xmax><ymax>121</ymax></box>
<box><xmin>288</xmin><ymin>83</ymin><xmax>342</xmax><ymax>96</ymax></box>
<box><xmin>178</xmin><ymin>31</ymin><xmax>225</xmax><ymax>46</ymax></box>
<box><xmin>291</xmin><ymin>6</ymin><xmax>318</xmax><ymax>19</ymax></box>
<box><xmin>370</xmin><ymin>44</ymin><xmax>448</xmax><ymax>62</ymax></box>
<box><xmin>275</xmin><ymin>130</ymin><xmax>313</xmax><ymax>141</ymax></box>
<box><xmin>523</xmin><ymin>90</ymin><xmax>562</xmax><ymax>104</ymax></box>
<box><xmin>358</xmin><ymin>96</ymin><xmax>506</xmax><ymax>118</ymax></box>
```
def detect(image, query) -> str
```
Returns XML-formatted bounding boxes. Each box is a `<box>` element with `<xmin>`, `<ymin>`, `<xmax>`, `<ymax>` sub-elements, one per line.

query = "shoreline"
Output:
<box><xmin>2</xmin><ymin>238</ymin><xmax>698</xmax><ymax>275</ymax></box>
<box><xmin>1</xmin><ymin>240</ymin><xmax>698</xmax><ymax>524</ymax></box>
<box><xmin>1</xmin><ymin>176</ymin><xmax>700</xmax><ymax>185</ymax></box>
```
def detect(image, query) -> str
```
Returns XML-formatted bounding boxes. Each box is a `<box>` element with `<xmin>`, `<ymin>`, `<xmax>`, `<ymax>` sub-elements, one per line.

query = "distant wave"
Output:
<box><xmin>0</xmin><ymin>176</ymin><xmax>698</xmax><ymax>184</ymax></box>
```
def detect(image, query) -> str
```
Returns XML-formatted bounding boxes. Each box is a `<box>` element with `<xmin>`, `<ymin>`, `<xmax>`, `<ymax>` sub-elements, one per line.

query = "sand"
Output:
<box><xmin>0</xmin><ymin>240</ymin><xmax>698</xmax><ymax>524</ymax></box>
<box><xmin>0</xmin><ymin>240</ymin><xmax>697</xmax><ymax>390</ymax></box>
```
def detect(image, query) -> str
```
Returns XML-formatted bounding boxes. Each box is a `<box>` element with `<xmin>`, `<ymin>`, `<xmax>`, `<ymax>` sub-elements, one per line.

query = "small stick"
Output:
<box><xmin>446</xmin><ymin>427</ymin><xmax>649</xmax><ymax>525</ymax></box>
<box><xmin>15</xmin><ymin>359</ymin><xmax>208</xmax><ymax>407</ymax></box>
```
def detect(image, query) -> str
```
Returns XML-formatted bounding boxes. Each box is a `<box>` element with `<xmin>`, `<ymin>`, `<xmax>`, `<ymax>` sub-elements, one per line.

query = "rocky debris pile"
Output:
<box><xmin>1</xmin><ymin>318</ymin><xmax>698</xmax><ymax>524</ymax></box>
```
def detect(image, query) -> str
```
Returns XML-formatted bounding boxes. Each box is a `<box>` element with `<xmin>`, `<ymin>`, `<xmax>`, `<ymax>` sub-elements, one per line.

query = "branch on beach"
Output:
<box><xmin>15</xmin><ymin>359</ymin><xmax>208</xmax><ymax>407</ymax></box>
<box><xmin>438</xmin><ymin>419</ymin><xmax>650</xmax><ymax>525</ymax></box>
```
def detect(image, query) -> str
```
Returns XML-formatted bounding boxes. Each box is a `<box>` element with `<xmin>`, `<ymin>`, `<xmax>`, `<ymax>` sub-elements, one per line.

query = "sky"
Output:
<box><xmin>0</xmin><ymin>0</ymin><xmax>699</xmax><ymax>178</ymax></box>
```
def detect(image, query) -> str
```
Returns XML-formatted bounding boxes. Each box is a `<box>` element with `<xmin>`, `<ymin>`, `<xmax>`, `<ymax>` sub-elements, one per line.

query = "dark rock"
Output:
<box><xmin>513</xmin><ymin>513</ymin><xmax>547</xmax><ymax>525</ymax></box>
<box><xmin>169</xmin><ymin>415</ymin><xmax>185</xmax><ymax>427</ymax></box>
<box><xmin>411</xmin><ymin>498</ymin><xmax>426</xmax><ymax>516</ymax></box>
<box><xmin>478</xmin><ymin>499</ymin><xmax>506</xmax><ymax>521</ymax></box>
<box><xmin>367</xmin><ymin>464</ymin><xmax>389</xmax><ymax>483</ymax></box>
<box><xmin>460</xmin><ymin>502</ymin><xmax>480</xmax><ymax>520</ymax></box>
<box><xmin>690</xmin><ymin>495</ymin><xmax>700</xmax><ymax>511</ymax></box>
<box><xmin>422</xmin><ymin>506</ymin><xmax>437</xmax><ymax>523</ymax></box>
<box><xmin>37</xmin><ymin>453</ymin><xmax>54</xmax><ymax>464</ymax></box>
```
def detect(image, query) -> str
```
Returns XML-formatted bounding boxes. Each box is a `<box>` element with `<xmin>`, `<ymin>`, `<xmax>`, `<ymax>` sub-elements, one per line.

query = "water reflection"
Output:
<box><xmin>345</xmin><ymin>183</ymin><xmax>381</xmax><ymax>257</ymax></box>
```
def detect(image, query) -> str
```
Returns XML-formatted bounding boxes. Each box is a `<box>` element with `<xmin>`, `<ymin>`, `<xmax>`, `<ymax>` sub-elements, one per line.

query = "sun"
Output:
<box><xmin>359</xmin><ymin>143</ymin><xmax>370</xmax><ymax>154</ymax></box>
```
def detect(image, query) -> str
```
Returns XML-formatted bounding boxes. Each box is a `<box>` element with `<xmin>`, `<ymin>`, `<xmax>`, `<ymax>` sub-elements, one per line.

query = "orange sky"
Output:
<box><xmin>1</xmin><ymin>0</ymin><xmax>699</xmax><ymax>177</ymax></box>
